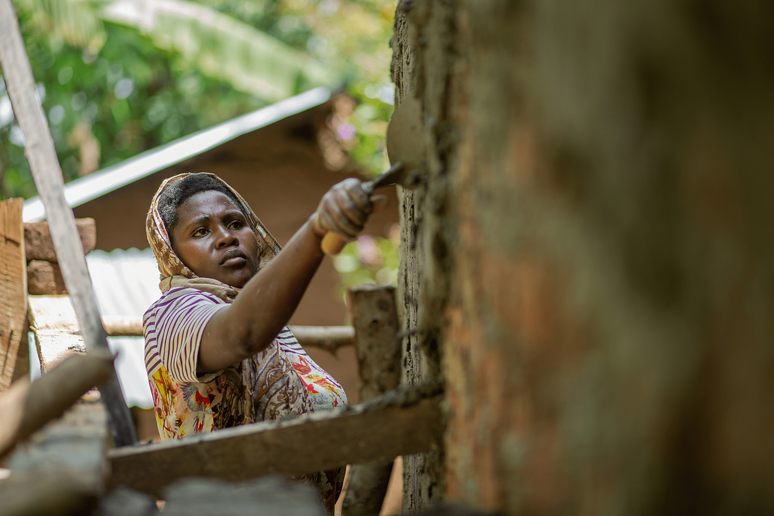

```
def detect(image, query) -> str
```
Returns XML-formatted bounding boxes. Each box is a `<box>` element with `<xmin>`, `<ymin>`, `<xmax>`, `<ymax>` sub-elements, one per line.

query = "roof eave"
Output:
<box><xmin>23</xmin><ymin>87</ymin><xmax>332</xmax><ymax>222</ymax></box>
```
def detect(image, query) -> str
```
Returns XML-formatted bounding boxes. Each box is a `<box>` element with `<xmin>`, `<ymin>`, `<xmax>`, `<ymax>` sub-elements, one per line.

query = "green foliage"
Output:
<box><xmin>15</xmin><ymin>0</ymin><xmax>107</xmax><ymax>51</ymax></box>
<box><xmin>333</xmin><ymin>230</ymin><xmax>401</xmax><ymax>300</ymax></box>
<box><xmin>102</xmin><ymin>0</ymin><xmax>334</xmax><ymax>102</ymax></box>
<box><xmin>0</xmin><ymin>19</ymin><xmax>264</xmax><ymax>198</ymax></box>
<box><xmin>1</xmin><ymin>0</ymin><xmax>399</xmax><ymax>288</ymax></box>
<box><xmin>272</xmin><ymin>0</ymin><xmax>396</xmax><ymax>177</ymax></box>
<box><xmin>346</xmin><ymin>82</ymin><xmax>394</xmax><ymax>178</ymax></box>
<box><xmin>1</xmin><ymin>0</ymin><xmax>396</xmax><ymax>199</ymax></box>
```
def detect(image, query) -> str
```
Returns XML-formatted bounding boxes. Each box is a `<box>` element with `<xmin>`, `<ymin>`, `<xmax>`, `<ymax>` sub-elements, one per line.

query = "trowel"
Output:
<box><xmin>321</xmin><ymin>94</ymin><xmax>423</xmax><ymax>255</ymax></box>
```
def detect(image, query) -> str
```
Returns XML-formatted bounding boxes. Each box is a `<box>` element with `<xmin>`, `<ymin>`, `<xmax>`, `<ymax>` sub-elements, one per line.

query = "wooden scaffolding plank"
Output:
<box><xmin>9</xmin><ymin>318</ymin><xmax>30</xmax><ymax>385</ymax></box>
<box><xmin>109</xmin><ymin>387</ymin><xmax>444</xmax><ymax>499</ymax></box>
<box><xmin>0</xmin><ymin>199</ymin><xmax>27</xmax><ymax>392</ymax></box>
<box><xmin>288</xmin><ymin>325</ymin><xmax>354</xmax><ymax>354</ymax></box>
<box><xmin>0</xmin><ymin>0</ymin><xmax>136</xmax><ymax>446</ymax></box>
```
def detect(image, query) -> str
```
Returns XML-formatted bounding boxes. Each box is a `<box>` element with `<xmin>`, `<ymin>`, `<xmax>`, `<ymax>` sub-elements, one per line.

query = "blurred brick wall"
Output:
<box><xmin>394</xmin><ymin>0</ymin><xmax>774</xmax><ymax>514</ymax></box>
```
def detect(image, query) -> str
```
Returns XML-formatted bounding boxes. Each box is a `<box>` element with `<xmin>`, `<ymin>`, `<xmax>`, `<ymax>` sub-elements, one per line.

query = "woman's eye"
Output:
<box><xmin>193</xmin><ymin>228</ymin><xmax>208</xmax><ymax>237</ymax></box>
<box><xmin>229</xmin><ymin>220</ymin><xmax>244</xmax><ymax>230</ymax></box>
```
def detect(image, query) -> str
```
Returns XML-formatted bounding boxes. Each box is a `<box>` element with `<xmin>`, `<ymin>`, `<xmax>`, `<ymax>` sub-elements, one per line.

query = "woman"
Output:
<box><xmin>143</xmin><ymin>172</ymin><xmax>385</xmax><ymax>510</ymax></box>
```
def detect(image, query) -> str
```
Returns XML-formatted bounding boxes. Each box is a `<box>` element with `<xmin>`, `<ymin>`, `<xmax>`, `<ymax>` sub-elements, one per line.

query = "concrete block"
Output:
<box><xmin>24</xmin><ymin>219</ymin><xmax>96</xmax><ymax>262</ymax></box>
<box><xmin>27</xmin><ymin>260</ymin><xmax>66</xmax><ymax>295</ymax></box>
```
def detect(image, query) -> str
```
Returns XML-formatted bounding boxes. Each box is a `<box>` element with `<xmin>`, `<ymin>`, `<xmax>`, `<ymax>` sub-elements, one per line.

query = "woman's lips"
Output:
<box><xmin>221</xmin><ymin>249</ymin><xmax>248</xmax><ymax>267</ymax></box>
<box><xmin>222</xmin><ymin>256</ymin><xmax>247</xmax><ymax>267</ymax></box>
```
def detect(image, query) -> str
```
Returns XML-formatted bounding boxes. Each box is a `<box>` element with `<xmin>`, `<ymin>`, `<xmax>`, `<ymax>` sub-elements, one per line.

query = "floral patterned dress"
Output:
<box><xmin>143</xmin><ymin>286</ymin><xmax>347</xmax><ymax>510</ymax></box>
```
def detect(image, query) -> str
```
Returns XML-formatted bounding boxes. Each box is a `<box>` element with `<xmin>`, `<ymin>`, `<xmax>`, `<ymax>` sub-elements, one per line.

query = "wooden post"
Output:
<box><xmin>0</xmin><ymin>0</ymin><xmax>137</xmax><ymax>446</ymax></box>
<box><xmin>9</xmin><ymin>318</ymin><xmax>30</xmax><ymax>385</ymax></box>
<box><xmin>0</xmin><ymin>199</ymin><xmax>27</xmax><ymax>392</ymax></box>
<box><xmin>343</xmin><ymin>285</ymin><xmax>402</xmax><ymax>516</ymax></box>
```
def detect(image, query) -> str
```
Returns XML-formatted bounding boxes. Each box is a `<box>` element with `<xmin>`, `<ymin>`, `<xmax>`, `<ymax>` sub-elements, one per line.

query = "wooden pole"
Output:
<box><xmin>100</xmin><ymin>315</ymin><xmax>356</xmax><ymax>353</ymax></box>
<box><xmin>288</xmin><ymin>325</ymin><xmax>355</xmax><ymax>355</ymax></box>
<box><xmin>0</xmin><ymin>199</ymin><xmax>27</xmax><ymax>392</ymax></box>
<box><xmin>346</xmin><ymin>285</ymin><xmax>402</xmax><ymax>400</ymax></box>
<box><xmin>343</xmin><ymin>285</ymin><xmax>403</xmax><ymax>516</ymax></box>
<box><xmin>0</xmin><ymin>0</ymin><xmax>137</xmax><ymax>446</ymax></box>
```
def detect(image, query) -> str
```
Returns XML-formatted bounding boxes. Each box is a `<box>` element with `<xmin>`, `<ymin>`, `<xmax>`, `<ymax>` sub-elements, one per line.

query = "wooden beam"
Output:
<box><xmin>0</xmin><ymin>0</ymin><xmax>136</xmax><ymax>445</ymax></box>
<box><xmin>288</xmin><ymin>325</ymin><xmax>355</xmax><ymax>354</ymax></box>
<box><xmin>0</xmin><ymin>199</ymin><xmax>27</xmax><ymax>392</ymax></box>
<box><xmin>100</xmin><ymin>316</ymin><xmax>355</xmax><ymax>353</ymax></box>
<box><xmin>343</xmin><ymin>285</ymin><xmax>402</xmax><ymax>516</ymax></box>
<box><xmin>9</xmin><ymin>318</ymin><xmax>30</xmax><ymax>384</ymax></box>
<box><xmin>0</xmin><ymin>350</ymin><xmax>115</xmax><ymax>459</ymax></box>
<box><xmin>347</xmin><ymin>285</ymin><xmax>401</xmax><ymax>402</ymax></box>
<box><xmin>29</xmin><ymin>296</ymin><xmax>354</xmax><ymax>355</ymax></box>
<box><xmin>100</xmin><ymin>315</ymin><xmax>143</xmax><ymax>337</ymax></box>
<box><xmin>109</xmin><ymin>385</ymin><xmax>444</xmax><ymax>499</ymax></box>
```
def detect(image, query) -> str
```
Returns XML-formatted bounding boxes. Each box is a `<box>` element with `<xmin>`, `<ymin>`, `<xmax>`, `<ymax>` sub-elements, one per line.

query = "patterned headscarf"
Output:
<box><xmin>146</xmin><ymin>172</ymin><xmax>282</xmax><ymax>301</ymax></box>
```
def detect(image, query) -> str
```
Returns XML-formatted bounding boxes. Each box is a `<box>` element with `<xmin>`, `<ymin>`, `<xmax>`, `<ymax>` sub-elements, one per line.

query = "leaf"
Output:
<box><xmin>102</xmin><ymin>0</ymin><xmax>335</xmax><ymax>102</ymax></box>
<box><xmin>14</xmin><ymin>0</ymin><xmax>107</xmax><ymax>51</ymax></box>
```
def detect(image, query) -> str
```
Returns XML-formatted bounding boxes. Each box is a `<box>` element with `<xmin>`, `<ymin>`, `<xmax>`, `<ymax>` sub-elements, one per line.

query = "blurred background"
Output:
<box><xmin>1</xmin><ymin>0</ymin><xmax>397</xmax><ymax>191</ymax></box>
<box><xmin>2</xmin><ymin>0</ymin><xmax>402</xmax><ymax>411</ymax></box>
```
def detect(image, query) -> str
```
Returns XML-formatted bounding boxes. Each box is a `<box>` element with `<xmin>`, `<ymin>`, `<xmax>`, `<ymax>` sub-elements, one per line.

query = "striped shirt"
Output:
<box><xmin>143</xmin><ymin>287</ymin><xmax>347</xmax><ymax>440</ymax></box>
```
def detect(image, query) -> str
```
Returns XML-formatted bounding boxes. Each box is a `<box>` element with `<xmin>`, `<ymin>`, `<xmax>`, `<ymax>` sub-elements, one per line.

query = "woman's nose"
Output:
<box><xmin>214</xmin><ymin>225</ymin><xmax>237</xmax><ymax>247</ymax></box>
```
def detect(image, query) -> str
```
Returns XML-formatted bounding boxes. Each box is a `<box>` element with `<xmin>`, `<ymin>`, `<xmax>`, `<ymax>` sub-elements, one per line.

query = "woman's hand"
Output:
<box><xmin>310</xmin><ymin>178</ymin><xmax>388</xmax><ymax>241</ymax></box>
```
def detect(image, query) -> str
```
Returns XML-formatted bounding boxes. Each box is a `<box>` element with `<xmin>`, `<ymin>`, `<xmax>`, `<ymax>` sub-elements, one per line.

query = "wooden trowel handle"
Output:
<box><xmin>322</xmin><ymin>232</ymin><xmax>348</xmax><ymax>255</ymax></box>
<box><xmin>319</xmin><ymin>163</ymin><xmax>408</xmax><ymax>255</ymax></box>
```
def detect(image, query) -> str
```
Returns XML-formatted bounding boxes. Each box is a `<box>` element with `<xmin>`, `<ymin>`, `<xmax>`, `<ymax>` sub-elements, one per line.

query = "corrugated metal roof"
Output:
<box><xmin>86</xmin><ymin>247</ymin><xmax>161</xmax><ymax>408</ymax></box>
<box><xmin>23</xmin><ymin>87</ymin><xmax>331</xmax><ymax>222</ymax></box>
<box><xmin>87</xmin><ymin>247</ymin><xmax>160</xmax><ymax>317</ymax></box>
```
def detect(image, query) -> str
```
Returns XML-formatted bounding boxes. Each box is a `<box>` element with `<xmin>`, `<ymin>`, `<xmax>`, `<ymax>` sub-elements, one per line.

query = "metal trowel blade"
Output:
<box><xmin>386</xmin><ymin>94</ymin><xmax>422</xmax><ymax>174</ymax></box>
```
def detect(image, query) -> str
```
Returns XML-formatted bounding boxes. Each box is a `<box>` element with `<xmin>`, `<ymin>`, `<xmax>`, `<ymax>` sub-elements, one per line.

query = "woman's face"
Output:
<box><xmin>170</xmin><ymin>190</ymin><xmax>260</xmax><ymax>288</ymax></box>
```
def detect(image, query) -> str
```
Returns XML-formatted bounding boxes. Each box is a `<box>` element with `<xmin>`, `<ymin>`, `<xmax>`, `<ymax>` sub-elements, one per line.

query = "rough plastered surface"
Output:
<box><xmin>391</xmin><ymin>0</ymin><xmax>459</xmax><ymax>511</ymax></box>
<box><xmin>392</xmin><ymin>0</ymin><xmax>774</xmax><ymax>514</ymax></box>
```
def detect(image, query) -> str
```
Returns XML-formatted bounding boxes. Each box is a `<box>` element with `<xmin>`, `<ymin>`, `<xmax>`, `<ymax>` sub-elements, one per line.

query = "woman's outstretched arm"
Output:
<box><xmin>196</xmin><ymin>179</ymin><xmax>385</xmax><ymax>373</ymax></box>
